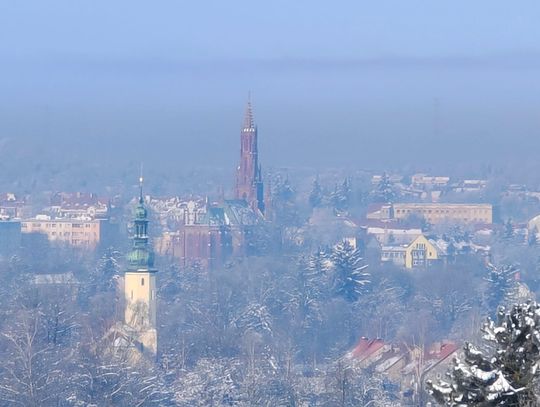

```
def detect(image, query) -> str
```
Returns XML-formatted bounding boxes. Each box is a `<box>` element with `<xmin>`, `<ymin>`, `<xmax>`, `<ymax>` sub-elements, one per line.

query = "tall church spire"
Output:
<box><xmin>124</xmin><ymin>175</ymin><xmax>158</xmax><ymax>357</ymax></box>
<box><xmin>127</xmin><ymin>176</ymin><xmax>154</xmax><ymax>270</ymax></box>
<box><xmin>235</xmin><ymin>95</ymin><xmax>265</xmax><ymax>215</ymax></box>
<box><xmin>243</xmin><ymin>94</ymin><xmax>255</xmax><ymax>130</ymax></box>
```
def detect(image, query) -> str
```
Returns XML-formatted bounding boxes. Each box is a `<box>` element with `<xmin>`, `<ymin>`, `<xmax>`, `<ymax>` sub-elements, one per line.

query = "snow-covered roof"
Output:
<box><xmin>367</xmin><ymin>227</ymin><xmax>422</xmax><ymax>235</ymax></box>
<box><xmin>381</xmin><ymin>245</ymin><xmax>407</xmax><ymax>252</ymax></box>
<box><xmin>33</xmin><ymin>272</ymin><xmax>79</xmax><ymax>285</ymax></box>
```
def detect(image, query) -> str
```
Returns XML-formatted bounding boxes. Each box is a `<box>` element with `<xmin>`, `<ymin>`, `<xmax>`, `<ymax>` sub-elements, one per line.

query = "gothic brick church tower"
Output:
<box><xmin>235</xmin><ymin>97</ymin><xmax>265</xmax><ymax>215</ymax></box>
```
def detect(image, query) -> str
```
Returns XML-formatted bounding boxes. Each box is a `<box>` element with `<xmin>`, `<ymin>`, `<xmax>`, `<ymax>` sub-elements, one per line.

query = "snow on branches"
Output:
<box><xmin>427</xmin><ymin>301</ymin><xmax>540</xmax><ymax>406</ymax></box>
<box><xmin>331</xmin><ymin>240</ymin><xmax>370</xmax><ymax>302</ymax></box>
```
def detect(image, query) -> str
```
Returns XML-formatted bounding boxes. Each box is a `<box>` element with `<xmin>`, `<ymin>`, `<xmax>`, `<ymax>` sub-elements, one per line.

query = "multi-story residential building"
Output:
<box><xmin>393</xmin><ymin>203</ymin><xmax>492</xmax><ymax>224</ymax></box>
<box><xmin>367</xmin><ymin>203</ymin><xmax>493</xmax><ymax>225</ymax></box>
<box><xmin>381</xmin><ymin>235</ymin><xmax>441</xmax><ymax>269</ymax></box>
<box><xmin>21</xmin><ymin>216</ymin><xmax>108</xmax><ymax>249</ymax></box>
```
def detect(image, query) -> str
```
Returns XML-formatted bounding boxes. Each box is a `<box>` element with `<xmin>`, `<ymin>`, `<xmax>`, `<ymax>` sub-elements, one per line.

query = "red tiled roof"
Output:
<box><xmin>425</xmin><ymin>342</ymin><xmax>459</xmax><ymax>362</ymax></box>
<box><xmin>350</xmin><ymin>337</ymin><xmax>385</xmax><ymax>362</ymax></box>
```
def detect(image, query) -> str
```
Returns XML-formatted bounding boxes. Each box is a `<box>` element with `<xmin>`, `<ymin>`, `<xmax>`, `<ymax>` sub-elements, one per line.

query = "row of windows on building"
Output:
<box><xmin>48</xmin><ymin>231</ymin><xmax>97</xmax><ymax>237</ymax></box>
<box><xmin>24</xmin><ymin>222</ymin><xmax>95</xmax><ymax>228</ymax></box>
<box><xmin>382</xmin><ymin>251</ymin><xmax>405</xmax><ymax>259</ymax></box>
<box><xmin>395</xmin><ymin>208</ymin><xmax>489</xmax><ymax>215</ymax></box>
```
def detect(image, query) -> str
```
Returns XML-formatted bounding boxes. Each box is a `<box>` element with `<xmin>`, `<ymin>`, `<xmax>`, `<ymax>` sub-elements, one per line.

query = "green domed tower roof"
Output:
<box><xmin>126</xmin><ymin>177</ymin><xmax>156</xmax><ymax>272</ymax></box>
<box><xmin>134</xmin><ymin>198</ymin><xmax>148</xmax><ymax>220</ymax></box>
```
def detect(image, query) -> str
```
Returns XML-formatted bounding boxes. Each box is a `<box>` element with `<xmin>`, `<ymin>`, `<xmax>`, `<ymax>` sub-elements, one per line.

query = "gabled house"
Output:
<box><xmin>345</xmin><ymin>337</ymin><xmax>458</xmax><ymax>404</ymax></box>
<box><xmin>381</xmin><ymin>235</ymin><xmax>440</xmax><ymax>269</ymax></box>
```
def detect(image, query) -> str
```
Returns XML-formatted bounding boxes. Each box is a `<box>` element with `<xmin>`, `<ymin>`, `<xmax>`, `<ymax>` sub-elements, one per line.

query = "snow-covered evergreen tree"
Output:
<box><xmin>306</xmin><ymin>246</ymin><xmax>331</xmax><ymax>278</ymax></box>
<box><xmin>273</xmin><ymin>174</ymin><xmax>295</xmax><ymax>204</ymax></box>
<box><xmin>503</xmin><ymin>218</ymin><xmax>515</xmax><ymax>241</ymax></box>
<box><xmin>330</xmin><ymin>178</ymin><xmax>352</xmax><ymax>212</ymax></box>
<box><xmin>377</xmin><ymin>172</ymin><xmax>396</xmax><ymax>203</ymax></box>
<box><xmin>309</xmin><ymin>176</ymin><xmax>324</xmax><ymax>208</ymax></box>
<box><xmin>272</xmin><ymin>174</ymin><xmax>300</xmax><ymax>226</ymax></box>
<box><xmin>237</xmin><ymin>303</ymin><xmax>273</xmax><ymax>337</ymax></box>
<box><xmin>173</xmin><ymin>358</ymin><xmax>241</xmax><ymax>406</ymax></box>
<box><xmin>92</xmin><ymin>247</ymin><xmax>122</xmax><ymax>292</ymax></box>
<box><xmin>330</xmin><ymin>240</ymin><xmax>370</xmax><ymax>302</ymax></box>
<box><xmin>287</xmin><ymin>251</ymin><xmax>328</xmax><ymax>329</ymax></box>
<box><xmin>484</xmin><ymin>263</ymin><xmax>519</xmax><ymax>312</ymax></box>
<box><xmin>427</xmin><ymin>302</ymin><xmax>540</xmax><ymax>406</ymax></box>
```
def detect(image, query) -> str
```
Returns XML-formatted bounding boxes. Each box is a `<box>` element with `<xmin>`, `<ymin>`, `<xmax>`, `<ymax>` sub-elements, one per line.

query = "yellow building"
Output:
<box><xmin>21</xmin><ymin>217</ymin><xmax>104</xmax><ymax>249</ymax></box>
<box><xmin>381</xmin><ymin>235</ymin><xmax>440</xmax><ymax>269</ymax></box>
<box><xmin>392</xmin><ymin>203</ymin><xmax>492</xmax><ymax>225</ymax></box>
<box><xmin>124</xmin><ymin>184</ymin><xmax>158</xmax><ymax>357</ymax></box>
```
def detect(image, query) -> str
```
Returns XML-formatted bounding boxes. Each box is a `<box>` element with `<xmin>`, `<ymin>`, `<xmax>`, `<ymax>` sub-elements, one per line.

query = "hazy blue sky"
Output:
<box><xmin>1</xmin><ymin>1</ymin><xmax>540</xmax><ymax>170</ymax></box>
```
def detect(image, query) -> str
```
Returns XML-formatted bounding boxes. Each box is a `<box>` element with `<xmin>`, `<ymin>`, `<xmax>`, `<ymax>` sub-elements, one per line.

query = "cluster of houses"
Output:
<box><xmin>361</xmin><ymin>220</ymin><xmax>491</xmax><ymax>269</ymax></box>
<box><xmin>0</xmin><ymin>188</ymin><xmax>262</xmax><ymax>267</ymax></box>
<box><xmin>344</xmin><ymin>337</ymin><xmax>458</xmax><ymax>405</ymax></box>
<box><xmin>372</xmin><ymin>173</ymin><xmax>488</xmax><ymax>202</ymax></box>
<box><xmin>360</xmin><ymin>176</ymin><xmax>495</xmax><ymax>268</ymax></box>
<box><xmin>3</xmin><ymin>169</ymin><xmax>540</xmax><ymax>272</ymax></box>
<box><xmin>0</xmin><ymin>192</ymin><xmax>118</xmax><ymax>255</ymax></box>
<box><xmin>21</xmin><ymin>192</ymin><xmax>117</xmax><ymax>250</ymax></box>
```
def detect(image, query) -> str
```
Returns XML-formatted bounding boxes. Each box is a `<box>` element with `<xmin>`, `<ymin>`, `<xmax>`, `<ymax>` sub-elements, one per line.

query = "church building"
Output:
<box><xmin>123</xmin><ymin>176</ymin><xmax>158</xmax><ymax>357</ymax></box>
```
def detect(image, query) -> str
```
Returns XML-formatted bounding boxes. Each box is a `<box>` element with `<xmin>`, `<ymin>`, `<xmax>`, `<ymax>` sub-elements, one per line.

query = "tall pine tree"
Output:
<box><xmin>309</xmin><ymin>176</ymin><xmax>324</xmax><ymax>209</ymax></box>
<box><xmin>330</xmin><ymin>240</ymin><xmax>370</xmax><ymax>302</ymax></box>
<box><xmin>377</xmin><ymin>172</ymin><xmax>396</xmax><ymax>203</ymax></box>
<box><xmin>428</xmin><ymin>302</ymin><xmax>540</xmax><ymax>406</ymax></box>
<box><xmin>484</xmin><ymin>263</ymin><xmax>519</xmax><ymax>313</ymax></box>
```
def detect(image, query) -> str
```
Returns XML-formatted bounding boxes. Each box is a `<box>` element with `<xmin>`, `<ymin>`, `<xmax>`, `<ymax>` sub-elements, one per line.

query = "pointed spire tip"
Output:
<box><xmin>243</xmin><ymin>93</ymin><xmax>254</xmax><ymax>130</ymax></box>
<box><xmin>138</xmin><ymin>165</ymin><xmax>144</xmax><ymax>204</ymax></box>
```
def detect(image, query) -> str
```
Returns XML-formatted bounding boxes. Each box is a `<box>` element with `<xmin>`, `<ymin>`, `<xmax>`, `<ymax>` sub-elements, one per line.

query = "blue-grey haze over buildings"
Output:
<box><xmin>1</xmin><ymin>1</ymin><xmax>540</xmax><ymax>172</ymax></box>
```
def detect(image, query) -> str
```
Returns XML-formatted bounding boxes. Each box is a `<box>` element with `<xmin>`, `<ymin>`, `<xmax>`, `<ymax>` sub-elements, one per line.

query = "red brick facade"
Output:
<box><xmin>235</xmin><ymin>99</ymin><xmax>265</xmax><ymax>215</ymax></box>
